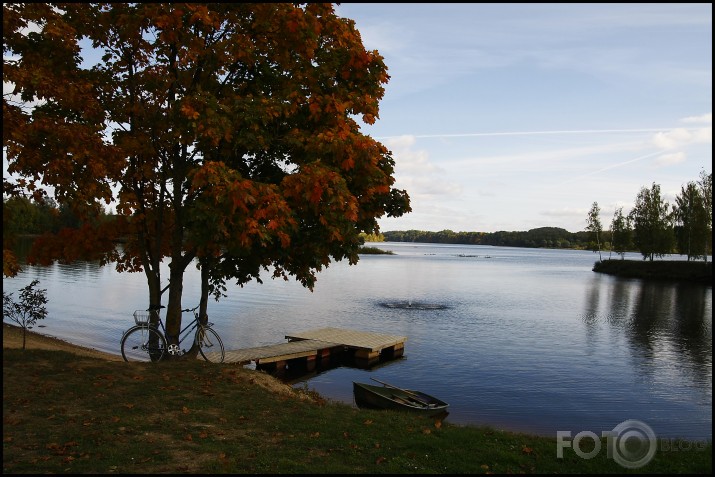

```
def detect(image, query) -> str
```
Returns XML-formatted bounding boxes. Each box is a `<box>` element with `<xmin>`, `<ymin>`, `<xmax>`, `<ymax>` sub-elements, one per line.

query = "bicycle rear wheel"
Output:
<box><xmin>196</xmin><ymin>326</ymin><xmax>225</xmax><ymax>363</ymax></box>
<box><xmin>121</xmin><ymin>326</ymin><xmax>167</xmax><ymax>362</ymax></box>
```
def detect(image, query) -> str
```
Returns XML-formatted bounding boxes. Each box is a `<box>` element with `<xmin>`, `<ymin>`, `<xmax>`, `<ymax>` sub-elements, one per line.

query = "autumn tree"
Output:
<box><xmin>3</xmin><ymin>3</ymin><xmax>410</xmax><ymax>353</ymax></box>
<box><xmin>585</xmin><ymin>201</ymin><xmax>603</xmax><ymax>262</ymax></box>
<box><xmin>629</xmin><ymin>183</ymin><xmax>674</xmax><ymax>261</ymax></box>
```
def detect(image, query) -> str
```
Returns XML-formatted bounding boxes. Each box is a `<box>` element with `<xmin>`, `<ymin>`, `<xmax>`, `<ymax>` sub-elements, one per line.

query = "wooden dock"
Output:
<box><xmin>222</xmin><ymin>327</ymin><xmax>406</xmax><ymax>373</ymax></box>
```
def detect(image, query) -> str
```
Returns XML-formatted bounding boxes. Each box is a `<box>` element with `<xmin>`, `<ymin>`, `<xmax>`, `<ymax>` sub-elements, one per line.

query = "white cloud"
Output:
<box><xmin>694</xmin><ymin>127</ymin><xmax>712</xmax><ymax>144</ymax></box>
<box><xmin>384</xmin><ymin>136</ymin><xmax>463</xmax><ymax>200</ymax></box>
<box><xmin>654</xmin><ymin>152</ymin><xmax>687</xmax><ymax>167</ymax></box>
<box><xmin>652</xmin><ymin>128</ymin><xmax>696</xmax><ymax>149</ymax></box>
<box><xmin>680</xmin><ymin>113</ymin><xmax>712</xmax><ymax>124</ymax></box>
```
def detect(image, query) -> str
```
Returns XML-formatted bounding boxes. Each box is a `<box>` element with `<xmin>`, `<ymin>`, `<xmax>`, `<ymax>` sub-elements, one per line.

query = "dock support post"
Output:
<box><xmin>354</xmin><ymin>349</ymin><xmax>380</xmax><ymax>367</ymax></box>
<box><xmin>384</xmin><ymin>342</ymin><xmax>404</xmax><ymax>359</ymax></box>
<box><xmin>305</xmin><ymin>354</ymin><xmax>317</xmax><ymax>372</ymax></box>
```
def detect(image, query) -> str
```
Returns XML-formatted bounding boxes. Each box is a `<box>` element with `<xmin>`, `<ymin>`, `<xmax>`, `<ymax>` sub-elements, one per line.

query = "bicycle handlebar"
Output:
<box><xmin>147</xmin><ymin>304</ymin><xmax>200</xmax><ymax>313</ymax></box>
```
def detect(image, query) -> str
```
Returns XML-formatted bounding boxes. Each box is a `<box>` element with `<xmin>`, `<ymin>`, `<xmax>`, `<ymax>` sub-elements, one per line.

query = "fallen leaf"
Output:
<box><xmin>182</xmin><ymin>406</ymin><xmax>189</xmax><ymax>414</ymax></box>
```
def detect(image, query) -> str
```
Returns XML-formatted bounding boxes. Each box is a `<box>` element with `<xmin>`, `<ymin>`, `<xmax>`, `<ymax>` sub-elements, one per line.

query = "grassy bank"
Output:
<box><xmin>358</xmin><ymin>245</ymin><xmax>394</xmax><ymax>255</ymax></box>
<box><xmin>593</xmin><ymin>259</ymin><xmax>712</xmax><ymax>284</ymax></box>
<box><xmin>3</xmin><ymin>348</ymin><xmax>711</xmax><ymax>474</ymax></box>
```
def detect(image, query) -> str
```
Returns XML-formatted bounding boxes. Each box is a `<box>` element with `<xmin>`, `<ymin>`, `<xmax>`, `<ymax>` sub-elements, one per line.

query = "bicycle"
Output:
<box><xmin>120</xmin><ymin>304</ymin><xmax>225</xmax><ymax>363</ymax></box>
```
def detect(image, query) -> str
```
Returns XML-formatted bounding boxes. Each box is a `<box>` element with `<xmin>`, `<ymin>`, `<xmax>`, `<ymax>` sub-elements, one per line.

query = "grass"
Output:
<box><xmin>3</xmin><ymin>348</ymin><xmax>712</xmax><ymax>474</ymax></box>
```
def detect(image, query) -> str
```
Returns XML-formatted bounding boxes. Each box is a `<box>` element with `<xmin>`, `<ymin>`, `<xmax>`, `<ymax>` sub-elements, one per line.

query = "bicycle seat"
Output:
<box><xmin>148</xmin><ymin>304</ymin><xmax>166</xmax><ymax>311</ymax></box>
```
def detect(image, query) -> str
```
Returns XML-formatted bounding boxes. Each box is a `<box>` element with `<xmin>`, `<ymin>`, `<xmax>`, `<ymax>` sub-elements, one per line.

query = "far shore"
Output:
<box><xmin>593</xmin><ymin>258</ymin><xmax>712</xmax><ymax>284</ymax></box>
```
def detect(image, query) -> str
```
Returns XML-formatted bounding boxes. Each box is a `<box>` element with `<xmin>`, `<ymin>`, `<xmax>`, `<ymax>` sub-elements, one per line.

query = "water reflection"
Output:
<box><xmin>583</xmin><ymin>277</ymin><xmax>712</xmax><ymax>407</ymax></box>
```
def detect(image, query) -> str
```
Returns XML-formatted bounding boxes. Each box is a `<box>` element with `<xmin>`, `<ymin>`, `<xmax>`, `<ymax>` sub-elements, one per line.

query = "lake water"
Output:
<box><xmin>3</xmin><ymin>242</ymin><xmax>712</xmax><ymax>441</ymax></box>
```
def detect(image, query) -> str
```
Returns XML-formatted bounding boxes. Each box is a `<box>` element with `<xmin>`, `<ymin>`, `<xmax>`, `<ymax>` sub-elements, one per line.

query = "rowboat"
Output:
<box><xmin>353</xmin><ymin>379</ymin><xmax>449</xmax><ymax>416</ymax></box>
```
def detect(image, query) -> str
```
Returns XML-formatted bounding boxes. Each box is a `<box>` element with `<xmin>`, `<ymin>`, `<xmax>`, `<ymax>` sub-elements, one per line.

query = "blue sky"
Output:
<box><xmin>335</xmin><ymin>3</ymin><xmax>712</xmax><ymax>233</ymax></box>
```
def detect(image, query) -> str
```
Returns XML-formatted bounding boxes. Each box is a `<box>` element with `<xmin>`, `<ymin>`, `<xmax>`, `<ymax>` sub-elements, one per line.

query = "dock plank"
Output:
<box><xmin>222</xmin><ymin>339</ymin><xmax>339</xmax><ymax>365</ymax></box>
<box><xmin>285</xmin><ymin>327</ymin><xmax>407</xmax><ymax>352</ymax></box>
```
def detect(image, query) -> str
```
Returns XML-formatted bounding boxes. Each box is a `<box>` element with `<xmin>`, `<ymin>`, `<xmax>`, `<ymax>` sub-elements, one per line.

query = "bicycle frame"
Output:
<box><xmin>152</xmin><ymin>311</ymin><xmax>204</xmax><ymax>349</ymax></box>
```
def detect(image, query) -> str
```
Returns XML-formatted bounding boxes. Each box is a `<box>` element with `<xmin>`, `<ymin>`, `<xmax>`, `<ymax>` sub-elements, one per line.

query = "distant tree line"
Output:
<box><xmin>380</xmin><ymin>170</ymin><xmax>712</xmax><ymax>263</ymax></box>
<box><xmin>3</xmin><ymin>196</ymin><xmax>112</xmax><ymax>236</ymax></box>
<box><xmin>382</xmin><ymin>228</ymin><xmax>592</xmax><ymax>249</ymax></box>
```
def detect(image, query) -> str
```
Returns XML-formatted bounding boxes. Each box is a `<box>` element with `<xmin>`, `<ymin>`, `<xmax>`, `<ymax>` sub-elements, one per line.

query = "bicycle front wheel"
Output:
<box><xmin>121</xmin><ymin>326</ymin><xmax>167</xmax><ymax>362</ymax></box>
<box><xmin>196</xmin><ymin>326</ymin><xmax>225</xmax><ymax>363</ymax></box>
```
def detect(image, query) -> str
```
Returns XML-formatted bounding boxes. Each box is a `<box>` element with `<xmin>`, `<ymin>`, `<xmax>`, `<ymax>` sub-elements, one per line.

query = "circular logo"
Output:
<box><xmin>609</xmin><ymin>419</ymin><xmax>657</xmax><ymax>469</ymax></box>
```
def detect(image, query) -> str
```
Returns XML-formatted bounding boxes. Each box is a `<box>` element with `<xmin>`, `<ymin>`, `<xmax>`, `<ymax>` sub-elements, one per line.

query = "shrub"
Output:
<box><xmin>3</xmin><ymin>279</ymin><xmax>48</xmax><ymax>349</ymax></box>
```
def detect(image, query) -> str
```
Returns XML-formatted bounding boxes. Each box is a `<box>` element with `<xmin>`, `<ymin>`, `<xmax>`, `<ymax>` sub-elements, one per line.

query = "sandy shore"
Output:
<box><xmin>3</xmin><ymin>322</ymin><xmax>124</xmax><ymax>361</ymax></box>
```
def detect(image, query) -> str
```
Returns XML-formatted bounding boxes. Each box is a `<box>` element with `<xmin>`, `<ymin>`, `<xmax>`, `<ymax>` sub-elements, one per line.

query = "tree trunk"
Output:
<box><xmin>185</xmin><ymin>256</ymin><xmax>213</xmax><ymax>358</ymax></box>
<box><xmin>199</xmin><ymin>256</ymin><xmax>211</xmax><ymax>326</ymax></box>
<box><xmin>165</xmin><ymin>261</ymin><xmax>185</xmax><ymax>347</ymax></box>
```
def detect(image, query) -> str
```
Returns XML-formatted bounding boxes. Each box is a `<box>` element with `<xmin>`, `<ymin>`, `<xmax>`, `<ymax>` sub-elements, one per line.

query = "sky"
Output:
<box><xmin>334</xmin><ymin>3</ymin><xmax>712</xmax><ymax>233</ymax></box>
